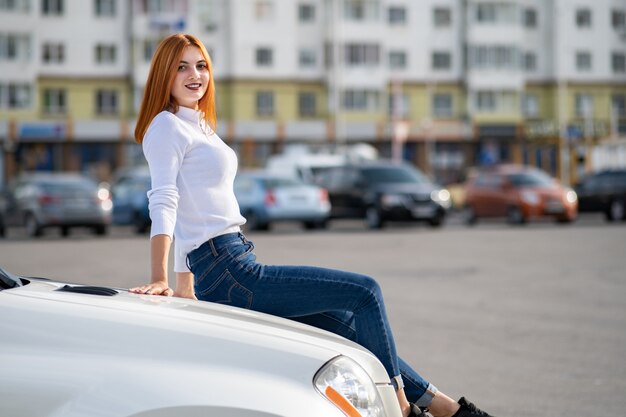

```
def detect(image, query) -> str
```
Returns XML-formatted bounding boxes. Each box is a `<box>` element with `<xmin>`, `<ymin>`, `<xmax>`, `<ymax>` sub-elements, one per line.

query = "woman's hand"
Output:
<box><xmin>129</xmin><ymin>281</ymin><xmax>174</xmax><ymax>297</ymax></box>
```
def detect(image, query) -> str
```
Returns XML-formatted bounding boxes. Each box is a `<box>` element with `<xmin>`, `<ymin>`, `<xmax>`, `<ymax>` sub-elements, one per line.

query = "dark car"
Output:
<box><xmin>2</xmin><ymin>172</ymin><xmax>112</xmax><ymax>237</ymax></box>
<box><xmin>0</xmin><ymin>190</ymin><xmax>7</xmax><ymax>237</ymax></box>
<box><xmin>316</xmin><ymin>160</ymin><xmax>451</xmax><ymax>229</ymax></box>
<box><xmin>575</xmin><ymin>169</ymin><xmax>626</xmax><ymax>221</ymax></box>
<box><xmin>110</xmin><ymin>167</ymin><xmax>152</xmax><ymax>233</ymax></box>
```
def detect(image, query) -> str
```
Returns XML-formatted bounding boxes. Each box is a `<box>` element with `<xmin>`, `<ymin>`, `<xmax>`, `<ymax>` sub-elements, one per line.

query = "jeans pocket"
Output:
<box><xmin>196</xmin><ymin>268</ymin><xmax>253</xmax><ymax>309</ymax></box>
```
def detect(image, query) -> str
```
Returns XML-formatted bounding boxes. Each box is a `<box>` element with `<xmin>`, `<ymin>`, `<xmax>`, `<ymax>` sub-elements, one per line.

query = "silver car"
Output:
<box><xmin>2</xmin><ymin>173</ymin><xmax>112</xmax><ymax>237</ymax></box>
<box><xmin>0</xmin><ymin>266</ymin><xmax>402</xmax><ymax>417</ymax></box>
<box><xmin>235</xmin><ymin>171</ymin><xmax>331</xmax><ymax>231</ymax></box>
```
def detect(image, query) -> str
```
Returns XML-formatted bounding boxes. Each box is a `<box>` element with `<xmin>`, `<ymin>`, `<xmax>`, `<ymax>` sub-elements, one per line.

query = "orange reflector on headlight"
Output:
<box><xmin>325</xmin><ymin>385</ymin><xmax>363</xmax><ymax>417</ymax></box>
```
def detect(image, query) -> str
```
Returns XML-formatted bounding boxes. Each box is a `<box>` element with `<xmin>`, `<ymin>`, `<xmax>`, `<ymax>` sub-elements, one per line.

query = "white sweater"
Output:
<box><xmin>142</xmin><ymin>107</ymin><xmax>245</xmax><ymax>272</ymax></box>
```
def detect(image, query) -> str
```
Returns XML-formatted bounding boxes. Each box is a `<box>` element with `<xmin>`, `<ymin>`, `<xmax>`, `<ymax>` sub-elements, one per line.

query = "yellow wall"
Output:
<box><xmin>38</xmin><ymin>77</ymin><xmax>131</xmax><ymax>120</ymax></box>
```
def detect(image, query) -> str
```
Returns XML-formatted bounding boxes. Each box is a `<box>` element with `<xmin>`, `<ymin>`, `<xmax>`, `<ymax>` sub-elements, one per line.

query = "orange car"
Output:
<box><xmin>463</xmin><ymin>164</ymin><xmax>578</xmax><ymax>224</ymax></box>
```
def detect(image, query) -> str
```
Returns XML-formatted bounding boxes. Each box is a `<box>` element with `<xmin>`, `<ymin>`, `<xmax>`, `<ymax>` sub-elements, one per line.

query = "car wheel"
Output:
<box><xmin>365</xmin><ymin>207</ymin><xmax>383</xmax><ymax>229</ymax></box>
<box><xmin>607</xmin><ymin>199</ymin><xmax>625</xmax><ymax>222</ymax></box>
<box><xmin>463</xmin><ymin>206</ymin><xmax>477</xmax><ymax>226</ymax></box>
<box><xmin>428</xmin><ymin>212</ymin><xmax>444</xmax><ymax>228</ymax></box>
<box><xmin>61</xmin><ymin>226</ymin><xmax>70</xmax><ymax>237</ymax></box>
<box><xmin>245</xmin><ymin>211</ymin><xmax>270</xmax><ymax>232</ymax></box>
<box><xmin>25</xmin><ymin>214</ymin><xmax>43</xmax><ymax>237</ymax></box>
<box><xmin>0</xmin><ymin>223</ymin><xmax>5</xmax><ymax>238</ymax></box>
<box><xmin>134</xmin><ymin>211</ymin><xmax>150</xmax><ymax>234</ymax></box>
<box><xmin>507</xmin><ymin>206</ymin><xmax>526</xmax><ymax>225</ymax></box>
<box><xmin>93</xmin><ymin>225</ymin><xmax>108</xmax><ymax>236</ymax></box>
<box><xmin>303</xmin><ymin>219</ymin><xmax>328</xmax><ymax>230</ymax></box>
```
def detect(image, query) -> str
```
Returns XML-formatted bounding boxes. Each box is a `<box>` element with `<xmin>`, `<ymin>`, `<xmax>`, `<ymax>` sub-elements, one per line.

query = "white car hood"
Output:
<box><xmin>1</xmin><ymin>279</ymin><xmax>395</xmax><ymax>417</ymax></box>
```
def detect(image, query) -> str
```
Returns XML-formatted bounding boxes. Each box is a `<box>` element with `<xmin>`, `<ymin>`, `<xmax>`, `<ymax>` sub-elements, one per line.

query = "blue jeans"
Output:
<box><xmin>187</xmin><ymin>232</ymin><xmax>437</xmax><ymax>407</ymax></box>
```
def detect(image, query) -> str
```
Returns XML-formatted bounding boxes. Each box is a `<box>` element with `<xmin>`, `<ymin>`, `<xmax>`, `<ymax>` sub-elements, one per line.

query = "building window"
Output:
<box><xmin>524</xmin><ymin>8</ymin><xmax>537</xmax><ymax>28</ymax></box>
<box><xmin>0</xmin><ymin>0</ymin><xmax>30</xmax><ymax>12</ymax></box>
<box><xmin>256</xmin><ymin>91</ymin><xmax>274</xmax><ymax>116</ymax></box>
<box><xmin>613</xmin><ymin>52</ymin><xmax>626</xmax><ymax>73</ymax></box>
<box><xmin>254</xmin><ymin>0</ymin><xmax>273</xmax><ymax>21</ymax></box>
<box><xmin>575</xmin><ymin>93</ymin><xmax>593</xmax><ymax>117</ymax></box>
<box><xmin>96</xmin><ymin>90</ymin><xmax>118</xmax><ymax>115</ymax></box>
<box><xmin>298</xmin><ymin>3</ymin><xmax>314</xmax><ymax>22</ymax></box>
<box><xmin>433</xmin><ymin>93</ymin><xmax>453</xmax><ymax>118</ymax></box>
<box><xmin>299</xmin><ymin>48</ymin><xmax>316</xmax><ymax>68</ymax></box>
<box><xmin>613</xmin><ymin>9</ymin><xmax>626</xmax><ymax>30</ymax></box>
<box><xmin>475</xmin><ymin>3</ymin><xmax>516</xmax><ymax>24</ymax></box>
<box><xmin>523</xmin><ymin>52</ymin><xmax>537</xmax><ymax>71</ymax></box>
<box><xmin>342</xmin><ymin>89</ymin><xmax>380</xmax><ymax>112</ymax></box>
<box><xmin>96</xmin><ymin>44</ymin><xmax>116</xmax><ymax>64</ymax></box>
<box><xmin>298</xmin><ymin>92</ymin><xmax>316</xmax><ymax>117</ymax></box>
<box><xmin>343</xmin><ymin>0</ymin><xmax>380</xmax><ymax>22</ymax></box>
<box><xmin>95</xmin><ymin>0</ymin><xmax>115</xmax><ymax>16</ymax></box>
<box><xmin>576</xmin><ymin>51</ymin><xmax>592</xmax><ymax>71</ymax></box>
<box><xmin>576</xmin><ymin>8</ymin><xmax>592</xmax><ymax>28</ymax></box>
<box><xmin>143</xmin><ymin>38</ymin><xmax>159</xmax><ymax>61</ymax></box>
<box><xmin>475</xmin><ymin>91</ymin><xmax>518</xmax><ymax>112</ymax></box>
<box><xmin>433</xmin><ymin>7</ymin><xmax>451</xmax><ymax>27</ymax></box>
<box><xmin>0</xmin><ymin>83</ymin><xmax>32</xmax><ymax>109</ymax></box>
<box><xmin>42</xmin><ymin>42</ymin><xmax>64</xmax><ymax>64</ymax></box>
<box><xmin>389</xmin><ymin>50</ymin><xmax>407</xmax><ymax>69</ymax></box>
<box><xmin>388</xmin><ymin>6</ymin><xmax>406</xmax><ymax>25</ymax></box>
<box><xmin>470</xmin><ymin>45</ymin><xmax>519</xmax><ymax>70</ymax></box>
<box><xmin>0</xmin><ymin>33</ymin><xmax>31</xmax><ymax>62</ymax></box>
<box><xmin>345</xmin><ymin>43</ymin><xmax>380</xmax><ymax>67</ymax></box>
<box><xmin>612</xmin><ymin>94</ymin><xmax>626</xmax><ymax>117</ymax></box>
<box><xmin>43</xmin><ymin>88</ymin><xmax>66</xmax><ymax>114</ymax></box>
<box><xmin>256</xmin><ymin>47</ymin><xmax>273</xmax><ymax>67</ymax></box>
<box><xmin>522</xmin><ymin>94</ymin><xmax>539</xmax><ymax>118</ymax></box>
<box><xmin>432</xmin><ymin>51</ymin><xmax>451</xmax><ymax>70</ymax></box>
<box><xmin>42</xmin><ymin>0</ymin><xmax>63</xmax><ymax>15</ymax></box>
<box><xmin>476</xmin><ymin>91</ymin><xmax>496</xmax><ymax>111</ymax></box>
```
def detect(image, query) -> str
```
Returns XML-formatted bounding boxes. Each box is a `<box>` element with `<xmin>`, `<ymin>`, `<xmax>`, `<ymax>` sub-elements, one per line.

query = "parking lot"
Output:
<box><xmin>1</xmin><ymin>213</ymin><xmax>625</xmax><ymax>417</ymax></box>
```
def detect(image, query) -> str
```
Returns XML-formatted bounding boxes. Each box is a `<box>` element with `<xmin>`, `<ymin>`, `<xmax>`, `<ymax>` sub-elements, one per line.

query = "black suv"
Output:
<box><xmin>316</xmin><ymin>160</ymin><xmax>451</xmax><ymax>229</ymax></box>
<box><xmin>575</xmin><ymin>169</ymin><xmax>626</xmax><ymax>221</ymax></box>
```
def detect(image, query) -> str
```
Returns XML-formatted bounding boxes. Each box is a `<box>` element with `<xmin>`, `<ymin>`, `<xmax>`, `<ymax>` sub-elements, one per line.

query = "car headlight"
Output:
<box><xmin>565</xmin><ymin>188</ymin><xmax>578</xmax><ymax>204</ymax></box>
<box><xmin>314</xmin><ymin>356</ymin><xmax>386</xmax><ymax>417</ymax></box>
<box><xmin>381</xmin><ymin>194</ymin><xmax>405</xmax><ymax>208</ymax></box>
<box><xmin>521</xmin><ymin>190</ymin><xmax>539</xmax><ymax>205</ymax></box>
<box><xmin>430</xmin><ymin>189</ymin><xmax>451</xmax><ymax>208</ymax></box>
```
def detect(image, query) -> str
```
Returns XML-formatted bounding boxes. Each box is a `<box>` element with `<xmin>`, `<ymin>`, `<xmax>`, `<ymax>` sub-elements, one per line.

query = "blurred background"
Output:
<box><xmin>0</xmin><ymin>0</ymin><xmax>624</xmax><ymax>186</ymax></box>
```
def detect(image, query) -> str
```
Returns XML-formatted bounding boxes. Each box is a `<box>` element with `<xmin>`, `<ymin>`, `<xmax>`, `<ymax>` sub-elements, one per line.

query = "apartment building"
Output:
<box><xmin>1</xmin><ymin>0</ymin><xmax>625</xmax><ymax>186</ymax></box>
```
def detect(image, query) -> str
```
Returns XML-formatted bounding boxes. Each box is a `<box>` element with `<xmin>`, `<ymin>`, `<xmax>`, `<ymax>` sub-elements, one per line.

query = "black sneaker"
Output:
<box><xmin>451</xmin><ymin>397</ymin><xmax>494</xmax><ymax>417</ymax></box>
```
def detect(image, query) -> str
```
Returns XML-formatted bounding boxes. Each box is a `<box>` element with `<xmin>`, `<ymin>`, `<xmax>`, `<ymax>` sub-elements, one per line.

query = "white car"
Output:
<box><xmin>0</xmin><ymin>267</ymin><xmax>402</xmax><ymax>417</ymax></box>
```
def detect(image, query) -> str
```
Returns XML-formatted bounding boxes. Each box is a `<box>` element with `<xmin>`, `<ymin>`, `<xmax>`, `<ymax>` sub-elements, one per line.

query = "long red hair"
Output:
<box><xmin>134</xmin><ymin>33</ymin><xmax>217</xmax><ymax>143</ymax></box>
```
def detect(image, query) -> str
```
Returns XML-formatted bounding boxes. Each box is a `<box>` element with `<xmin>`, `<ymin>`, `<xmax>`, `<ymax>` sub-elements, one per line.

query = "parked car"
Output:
<box><xmin>2</xmin><ymin>172</ymin><xmax>112</xmax><ymax>237</ymax></box>
<box><xmin>111</xmin><ymin>167</ymin><xmax>151</xmax><ymax>233</ymax></box>
<box><xmin>463</xmin><ymin>164</ymin><xmax>578</xmax><ymax>225</ymax></box>
<box><xmin>0</xmin><ymin>265</ymin><xmax>402</xmax><ymax>417</ymax></box>
<box><xmin>315</xmin><ymin>160</ymin><xmax>451</xmax><ymax>229</ymax></box>
<box><xmin>574</xmin><ymin>169</ymin><xmax>626</xmax><ymax>222</ymax></box>
<box><xmin>0</xmin><ymin>190</ymin><xmax>6</xmax><ymax>238</ymax></box>
<box><xmin>234</xmin><ymin>171</ymin><xmax>331</xmax><ymax>231</ymax></box>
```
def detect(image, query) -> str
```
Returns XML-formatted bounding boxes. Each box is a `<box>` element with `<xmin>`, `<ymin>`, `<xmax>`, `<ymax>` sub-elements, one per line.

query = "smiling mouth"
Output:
<box><xmin>186</xmin><ymin>83</ymin><xmax>202</xmax><ymax>90</ymax></box>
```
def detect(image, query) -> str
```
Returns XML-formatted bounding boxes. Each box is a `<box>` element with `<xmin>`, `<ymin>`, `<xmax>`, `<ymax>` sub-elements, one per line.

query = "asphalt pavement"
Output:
<box><xmin>1</xmin><ymin>212</ymin><xmax>625</xmax><ymax>417</ymax></box>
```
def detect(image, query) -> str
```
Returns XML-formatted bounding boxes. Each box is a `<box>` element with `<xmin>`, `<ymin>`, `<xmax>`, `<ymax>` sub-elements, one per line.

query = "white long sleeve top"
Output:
<box><xmin>142</xmin><ymin>106</ymin><xmax>245</xmax><ymax>272</ymax></box>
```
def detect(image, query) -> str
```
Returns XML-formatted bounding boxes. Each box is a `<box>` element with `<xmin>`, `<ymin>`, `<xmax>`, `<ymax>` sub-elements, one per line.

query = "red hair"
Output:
<box><xmin>134</xmin><ymin>33</ymin><xmax>217</xmax><ymax>143</ymax></box>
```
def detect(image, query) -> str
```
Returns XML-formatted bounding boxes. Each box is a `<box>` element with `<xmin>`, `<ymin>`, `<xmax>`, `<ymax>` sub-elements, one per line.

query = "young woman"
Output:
<box><xmin>129</xmin><ymin>33</ymin><xmax>494</xmax><ymax>417</ymax></box>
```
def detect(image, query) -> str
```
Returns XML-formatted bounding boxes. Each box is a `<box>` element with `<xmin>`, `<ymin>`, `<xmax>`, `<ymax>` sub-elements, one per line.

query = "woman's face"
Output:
<box><xmin>171</xmin><ymin>46</ymin><xmax>210</xmax><ymax>109</ymax></box>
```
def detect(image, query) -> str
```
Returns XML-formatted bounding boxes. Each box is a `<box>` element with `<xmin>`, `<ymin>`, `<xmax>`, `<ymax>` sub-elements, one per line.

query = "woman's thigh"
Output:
<box><xmin>247</xmin><ymin>264</ymin><xmax>382</xmax><ymax>318</ymax></box>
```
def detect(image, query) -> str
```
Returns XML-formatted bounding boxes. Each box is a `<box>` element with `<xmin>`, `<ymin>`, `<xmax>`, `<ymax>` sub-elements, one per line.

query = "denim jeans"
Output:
<box><xmin>187</xmin><ymin>232</ymin><xmax>438</xmax><ymax>407</ymax></box>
